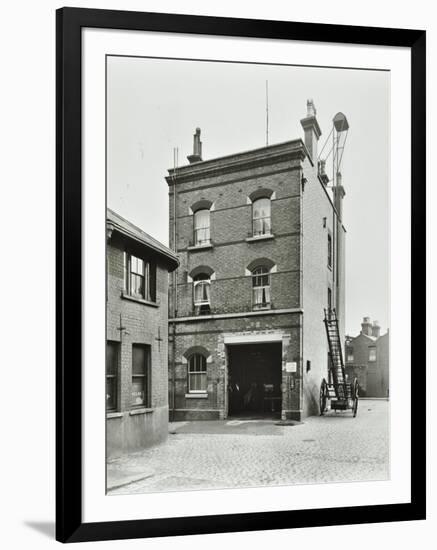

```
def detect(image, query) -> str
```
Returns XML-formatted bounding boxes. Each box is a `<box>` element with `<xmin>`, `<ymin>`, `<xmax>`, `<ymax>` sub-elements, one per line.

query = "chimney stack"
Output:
<box><xmin>187</xmin><ymin>127</ymin><xmax>203</xmax><ymax>164</ymax></box>
<box><xmin>361</xmin><ymin>317</ymin><xmax>373</xmax><ymax>336</ymax></box>
<box><xmin>371</xmin><ymin>321</ymin><xmax>381</xmax><ymax>338</ymax></box>
<box><xmin>300</xmin><ymin>99</ymin><xmax>322</xmax><ymax>162</ymax></box>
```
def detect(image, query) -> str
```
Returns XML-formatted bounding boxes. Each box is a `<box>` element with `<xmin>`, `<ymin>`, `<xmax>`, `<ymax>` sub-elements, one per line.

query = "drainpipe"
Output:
<box><xmin>299</xmin><ymin>167</ymin><xmax>305</xmax><ymax>419</ymax></box>
<box><xmin>171</xmin><ymin>149</ymin><xmax>178</xmax><ymax>422</ymax></box>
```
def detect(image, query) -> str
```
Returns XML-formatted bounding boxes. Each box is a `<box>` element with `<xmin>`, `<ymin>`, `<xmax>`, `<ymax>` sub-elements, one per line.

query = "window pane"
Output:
<box><xmin>144</xmin><ymin>262</ymin><xmax>150</xmax><ymax>300</ymax></box>
<box><xmin>253</xmin><ymin>198</ymin><xmax>270</xmax><ymax>218</ymax></box>
<box><xmin>194</xmin><ymin>209</ymin><xmax>210</xmax><ymax>228</ymax></box>
<box><xmin>194</xmin><ymin>280</ymin><xmax>210</xmax><ymax>304</ymax></box>
<box><xmin>189</xmin><ymin>354</ymin><xmax>206</xmax><ymax>373</ymax></box>
<box><xmin>194</xmin><ymin>209</ymin><xmax>210</xmax><ymax>245</ymax></box>
<box><xmin>252</xmin><ymin>267</ymin><xmax>269</xmax><ymax>287</ymax></box>
<box><xmin>106</xmin><ymin>341</ymin><xmax>119</xmax><ymax>410</ymax></box>
<box><xmin>131</xmin><ymin>377</ymin><xmax>145</xmax><ymax>406</ymax></box>
<box><xmin>130</xmin><ymin>255</ymin><xmax>144</xmax><ymax>275</ymax></box>
<box><xmin>132</xmin><ymin>345</ymin><xmax>150</xmax><ymax>407</ymax></box>
<box><xmin>106</xmin><ymin>341</ymin><xmax>118</xmax><ymax>375</ymax></box>
<box><xmin>263</xmin><ymin>217</ymin><xmax>271</xmax><ymax>234</ymax></box>
<box><xmin>189</xmin><ymin>373</ymin><xmax>207</xmax><ymax>392</ymax></box>
<box><xmin>106</xmin><ymin>376</ymin><xmax>117</xmax><ymax>410</ymax></box>
<box><xmin>199</xmin><ymin>373</ymin><xmax>207</xmax><ymax>391</ymax></box>
<box><xmin>137</xmin><ymin>257</ymin><xmax>144</xmax><ymax>275</ymax></box>
<box><xmin>131</xmin><ymin>273</ymin><xmax>145</xmax><ymax>298</ymax></box>
<box><xmin>253</xmin><ymin>218</ymin><xmax>263</xmax><ymax>236</ymax></box>
<box><xmin>253</xmin><ymin>198</ymin><xmax>271</xmax><ymax>236</ymax></box>
<box><xmin>132</xmin><ymin>345</ymin><xmax>146</xmax><ymax>374</ymax></box>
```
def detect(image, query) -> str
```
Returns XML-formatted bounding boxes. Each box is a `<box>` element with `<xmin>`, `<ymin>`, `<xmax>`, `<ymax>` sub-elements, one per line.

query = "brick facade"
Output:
<box><xmin>168</xmin><ymin>112</ymin><xmax>346</xmax><ymax>421</ymax></box>
<box><xmin>106</xmin><ymin>210</ymin><xmax>178</xmax><ymax>458</ymax></box>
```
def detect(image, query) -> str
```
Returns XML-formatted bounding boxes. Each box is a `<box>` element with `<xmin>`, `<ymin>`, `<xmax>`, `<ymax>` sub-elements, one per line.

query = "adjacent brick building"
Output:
<box><xmin>167</xmin><ymin>101</ymin><xmax>346</xmax><ymax>421</ymax></box>
<box><xmin>106</xmin><ymin>209</ymin><xmax>179</xmax><ymax>458</ymax></box>
<box><xmin>345</xmin><ymin>317</ymin><xmax>389</xmax><ymax>398</ymax></box>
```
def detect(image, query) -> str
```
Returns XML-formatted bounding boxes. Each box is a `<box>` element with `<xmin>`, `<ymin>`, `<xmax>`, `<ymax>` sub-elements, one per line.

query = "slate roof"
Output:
<box><xmin>107</xmin><ymin>208</ymin><xmax>179</xmax><ymax>271</ymax></box>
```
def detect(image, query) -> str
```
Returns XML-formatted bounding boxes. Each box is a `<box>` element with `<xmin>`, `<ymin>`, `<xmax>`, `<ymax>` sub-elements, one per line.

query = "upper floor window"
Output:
<box><xmin>193</xmin><ymin>273</ymin><xmax>211</xmax><ymax>315</ymax></box>
<box><xmin>188</xmin><ymin>353</ymin><xmax>207</xmax><ymax>393</ymax></box>
<box><xmin>194</xmin><ymin>209</ymin><xmax>210</xmax><ymax>246</ymax></box>
<box><xmin>369</xmin><ymin>347</ymin><xmax>377</xmax><ymax>362</ymax></box>
<box><xmin>252</xmin><ymin>198</ymin><xmax>271</xmax><ymax>237</ymax></box>
<box><xmin>328</xmin><ymin>233</ymin><xmax>332</xmax><ymax>268</ymax></box>
<box><xmin>124</xmin><ymin>252</ymin><xmax>155</xmax><ymax>301</ymax></box>
<box><xmin>347</xmin><ymin>348</ymin><xmax>354</xmax><ymax>362</ymax></box>
<box><xmin>252</xmin><ymin>266</ymin><xmax>271</xmax><ymax>309</ymax></box>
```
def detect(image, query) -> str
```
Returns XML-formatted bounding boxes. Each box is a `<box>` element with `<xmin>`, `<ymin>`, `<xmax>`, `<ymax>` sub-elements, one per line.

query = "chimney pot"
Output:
<box><xmin>307</xmin><ymin>99</ymin><xmax>317</xmax><ymax>117</ymax></box>
<box><xmin>187</xmin><ymin>127</ymin><xmax>203</xmax><ymax>164</ymax></box>
<box><xmin>371</xmin><ymin>321</ymin><xmax>381</xmax><ymax>338</ymax></box>
<box><xmin>361</xmin><ymin>317</ymin><xmax>373</xmax><ymax>336</ymax></box>
<box><xmin>300</xmin><ymin>100</ymin><xmax>321</xmax><ymax>162</ymax></box>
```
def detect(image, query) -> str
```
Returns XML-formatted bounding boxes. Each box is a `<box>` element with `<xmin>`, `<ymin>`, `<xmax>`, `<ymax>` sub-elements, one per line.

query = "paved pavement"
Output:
<box><xmin>107</xmin><ymin>399</ymin><xmax>389</xmax><ymax>495</ymax></box>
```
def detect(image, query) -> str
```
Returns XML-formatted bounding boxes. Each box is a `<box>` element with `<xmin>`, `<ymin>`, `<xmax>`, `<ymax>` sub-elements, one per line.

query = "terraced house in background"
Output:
<box><xmin>345</xmin><ymin>317</ymin><xmax>389</xmax><ymax>398</ymax></box>
<box><xmin>167</xmin><ymin>101</ymin><xmax>347</xmax><ymax>422</ymax></box>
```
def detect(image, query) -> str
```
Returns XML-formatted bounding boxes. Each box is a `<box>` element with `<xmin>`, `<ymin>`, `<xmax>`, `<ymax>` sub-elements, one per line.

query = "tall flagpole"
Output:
<box><xmin>266</xmin><ymin>80</ymin><xmax>269</xmax><ymax>146</ymax></box>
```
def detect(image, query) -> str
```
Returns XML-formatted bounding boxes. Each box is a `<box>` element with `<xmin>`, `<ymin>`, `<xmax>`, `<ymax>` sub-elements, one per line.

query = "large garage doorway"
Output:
<box><xmin>227</xmin><ymin>342</ymin><xmax>282</xmax><ymax>418</ymax></box>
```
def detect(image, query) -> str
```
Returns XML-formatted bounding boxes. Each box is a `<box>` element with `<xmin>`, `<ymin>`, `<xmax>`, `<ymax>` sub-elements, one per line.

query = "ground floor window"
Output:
<box><xmin>188</xmin><ymin>354</ymin><xmax>207</xmax><ymax>392</ymax></box>
<box><xmin>106</xmin><ymin>341</ymin><xmax>119</xmax><ymax>411</ymax></box>
<box><xmin>132</xmin><ymin>344</ymin><xmax>151</xmax><ymax>407</ymax></box>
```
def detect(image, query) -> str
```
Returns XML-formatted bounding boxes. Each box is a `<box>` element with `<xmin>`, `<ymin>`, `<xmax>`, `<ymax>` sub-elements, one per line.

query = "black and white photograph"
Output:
<box><xmin>105</xmin><ymin>55</ymin><xmax>391</xmax><ymax>495</ymax></box>
<box><xmin>0</xmin><ymin>0</ymin><xmax>431</xmax><ymax>547</ymax></box>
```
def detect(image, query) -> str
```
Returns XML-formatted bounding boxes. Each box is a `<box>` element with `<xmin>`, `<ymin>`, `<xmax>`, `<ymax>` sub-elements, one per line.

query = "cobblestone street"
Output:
<box><xmin>108</xmin><ymin>399</ymin><xmax>389</xmax><ymax>495</ymax></box>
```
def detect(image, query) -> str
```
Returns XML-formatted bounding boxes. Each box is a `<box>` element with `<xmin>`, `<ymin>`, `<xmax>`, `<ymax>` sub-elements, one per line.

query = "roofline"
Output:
<box><xmin>107</xmin><ymin>212</ymin><xmax>179</xmax><ymax>271</ymax></box>
<box><xmin>166</xmin><ymin>138</ymin><xmax>308</xmax><ymax>184</ymax></box>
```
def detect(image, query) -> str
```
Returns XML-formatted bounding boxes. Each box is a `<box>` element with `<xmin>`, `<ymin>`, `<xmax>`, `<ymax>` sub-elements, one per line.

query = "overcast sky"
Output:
<box><xmin>107</xmin><ymin>56</ymin><xmax>390</xmax><ymax>336</ymax></box>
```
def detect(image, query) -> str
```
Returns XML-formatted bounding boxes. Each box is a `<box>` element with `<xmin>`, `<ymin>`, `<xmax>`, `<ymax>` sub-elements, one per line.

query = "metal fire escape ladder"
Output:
<box><xmin>324</xmin><ymin>308</ymin><xmax>347</xmax><ymax>400</ymax></box>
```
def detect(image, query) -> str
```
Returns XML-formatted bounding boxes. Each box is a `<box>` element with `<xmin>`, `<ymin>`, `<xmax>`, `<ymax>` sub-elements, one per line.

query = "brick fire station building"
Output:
<box><xmin>106</xmin><ymin>209</ymin><xmax>179</xmax><ymax>458</ymax></box>
<box><xmin>167</xmin><ymin>102</ymin><xmax>346</xmax><ymax>421</ymax></box>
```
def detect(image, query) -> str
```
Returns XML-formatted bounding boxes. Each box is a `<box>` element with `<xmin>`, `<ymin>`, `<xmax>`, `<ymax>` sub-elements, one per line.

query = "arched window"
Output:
<box><xmin>252</xmin><ymin>266</ymin><xmax>271</xmax><ymax>309</ymax></box>
<box><xmin>193</xmin><ymin>209</ymin><xmax>210</xmax><ymax>246</ymax></box>
<box><xmin>188</xmin><ymin>353</ymin><xmax>207</xmax><ymax>393</ymax></box>
<box><xmin>252</xmin><ymin>198</ymin><xmax>271</xmax><ymax>237</ymax></box>
<box><xmin>193</xmin><ymin>273</ymin><xmax>211</xmax><ymax>314</ymax></box>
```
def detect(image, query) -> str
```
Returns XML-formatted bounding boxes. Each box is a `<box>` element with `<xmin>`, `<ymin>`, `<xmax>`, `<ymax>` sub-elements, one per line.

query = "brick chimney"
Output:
<box><xmin>361</xmin><ymin>317</ymin><xmax>373</xmax><ymax>336</ymax></box>
<box><xmin>372</xmin><ymin>321</ymin><xmax>381</xmax><ymax>338</ymax></box>
<box><xmin>300</xmin><ymin>99</ymin><xmax>322</xmax><ymax>162</ymax></box>
<box><xmin>187</xmin><ymin>127</ymin><xmax>203</xmax><ymax>163</ymax></box>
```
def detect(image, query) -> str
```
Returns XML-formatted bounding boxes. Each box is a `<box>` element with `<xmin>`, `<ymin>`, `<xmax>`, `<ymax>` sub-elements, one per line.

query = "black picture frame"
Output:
<box><xmin>56</xmin><ymin>7</ymin><xmax>426</xmax><ymax>543</ymax></box>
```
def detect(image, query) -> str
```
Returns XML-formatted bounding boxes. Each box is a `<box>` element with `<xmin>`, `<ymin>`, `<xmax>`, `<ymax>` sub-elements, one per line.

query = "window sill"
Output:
<box><xmin>253</xmin><ymin>305</ymin><xmax>271</xmax><ymax>311</ymax></box>
<box><xmin>129</xmin><ymin>408</ymin><xmax>154</xmax><ymax>415</ymax></box>
<box><xmin>187</xmin><ymin>243</ymin><xmax>214</xmax><ymax>252</ymax></box>
<box><xmin>106</xmin><ymin>411</ymin><xmax>123</xmax><ymax>419</ymax></box>
<box><xmin>121</xmin><ymin>293</ymin><xmax>159</xmax><ymax>307</ymax></box>
<box><xmin>246</xmin><ymin>234</ymin><xmax>275</xmax><ymax>243</ymax></box>
<box><xmin>185</xmin><ymin>393</ymin><xmax>208</xmax><ymax>399</ymax></box>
